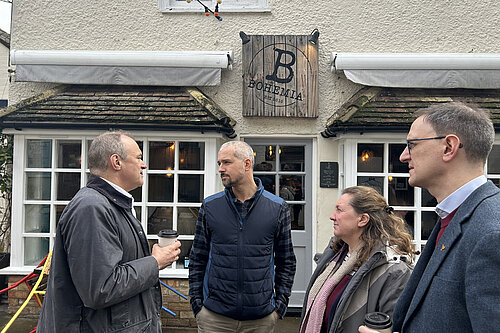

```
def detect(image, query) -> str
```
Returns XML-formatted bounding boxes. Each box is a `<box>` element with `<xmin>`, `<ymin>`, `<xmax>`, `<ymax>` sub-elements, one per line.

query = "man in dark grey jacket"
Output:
<box><xmin>37</xmin><ymin>131</ymin><xmax>181</xmax><ymax>332</ymax></box>
<box><xmin>360</xmin><ymin>102</ymin><xmax>500</xmax><ymax>333</ymax></box>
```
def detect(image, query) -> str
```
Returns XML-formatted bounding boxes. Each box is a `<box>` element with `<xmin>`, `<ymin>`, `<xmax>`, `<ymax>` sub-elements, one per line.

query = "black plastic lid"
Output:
<box><xmin>158</xmin><ymin>229</ymin><xmax>178</xmax><ymax>238</ymax></box>
<box><xmin>364</xmin><ymin>312</ymin><xmax>392</xmax><ymax>329</ymax></box>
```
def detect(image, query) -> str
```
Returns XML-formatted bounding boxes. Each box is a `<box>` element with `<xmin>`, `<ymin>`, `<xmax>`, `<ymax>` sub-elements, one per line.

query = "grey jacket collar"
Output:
<box><xmin>87</xmin><ymin>175</ymin><xmax>133</xmax><ymax>210</ymax></box>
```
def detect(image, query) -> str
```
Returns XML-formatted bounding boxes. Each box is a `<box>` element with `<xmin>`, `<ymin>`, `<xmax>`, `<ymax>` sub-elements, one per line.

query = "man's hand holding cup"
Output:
<box><xmin>152</xmin><ymin>229</ymin><xmax>181</xmax><ymax>270</ymax></box>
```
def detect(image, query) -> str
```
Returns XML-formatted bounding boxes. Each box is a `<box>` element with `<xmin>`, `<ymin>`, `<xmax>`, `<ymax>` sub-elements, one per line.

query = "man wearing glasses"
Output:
<box><xmin>360</xmin><ymin>102</ymin><xmax>500</xmax><ymax>333</ymax></box>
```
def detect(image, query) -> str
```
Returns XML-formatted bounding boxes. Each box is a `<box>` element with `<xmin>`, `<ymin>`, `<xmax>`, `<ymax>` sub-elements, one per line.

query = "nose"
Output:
<box><xmin>141</xmin><ymin>160</ymin><xmax>147</xmax><ymax>169</ymax></box>
<box><xmin>400</xmin><ymin>145</ymin><xmax>410</xmax><ymax>163</ymax></box>
<box><xmin>329</xmin><ymin>212</ymin><xmax>336</xmax><ymax>221</ymax></box>
<box><xmin>218</xmin><ymin>164</ymin><xmax>224</xmax><ymax>173</ymax></box>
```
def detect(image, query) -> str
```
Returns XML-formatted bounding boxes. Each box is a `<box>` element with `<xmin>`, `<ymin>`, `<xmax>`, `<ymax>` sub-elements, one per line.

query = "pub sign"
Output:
<box><xmin>242</xmin><ymin>35</ymin><xmax>319</xmax><ymax>118</ymax></box>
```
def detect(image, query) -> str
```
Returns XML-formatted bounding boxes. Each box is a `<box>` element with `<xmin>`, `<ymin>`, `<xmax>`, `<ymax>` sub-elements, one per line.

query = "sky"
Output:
<box><xmin>0</xmin><ymin>2</ymin><xmax>11</xmax><ymax>33</ymax></box>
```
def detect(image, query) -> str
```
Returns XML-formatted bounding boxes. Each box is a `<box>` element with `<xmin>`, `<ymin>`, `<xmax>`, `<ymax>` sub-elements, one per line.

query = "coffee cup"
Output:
<box><xmin>158</xmin><ymin>229</ymin><xmax>178</xmax><ymax>247</ymax></box>
<box><xmin>364</xmin><ymin>312</ymin><xmax>392</xmax><ymax>333</ymax></box>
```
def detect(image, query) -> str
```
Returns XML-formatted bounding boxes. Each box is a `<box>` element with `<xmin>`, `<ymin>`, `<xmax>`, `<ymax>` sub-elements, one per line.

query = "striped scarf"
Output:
<box><xmin>300</xmin><ymin>244</ymin><xmax>361</xmax><ymax>333</ymax></box>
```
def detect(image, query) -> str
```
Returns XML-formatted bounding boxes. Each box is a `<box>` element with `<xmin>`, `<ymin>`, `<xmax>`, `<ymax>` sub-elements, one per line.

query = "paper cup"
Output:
<box><xmin>158</xmin><ymin>229</ymin><xmax>178</xmax><ymax>247</ymax></box>
<box><xmin>364</xmin><ymin>312</ymin><xmax>392</xmax><ymax>333</ymax></box>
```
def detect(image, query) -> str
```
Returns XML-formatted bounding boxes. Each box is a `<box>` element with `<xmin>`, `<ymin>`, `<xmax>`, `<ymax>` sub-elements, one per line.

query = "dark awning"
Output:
<box><xmin>0</xmin><ymin>84</ymin><xmax>237</xmax><ymax>138</ymax></box>
<box><xmin>322</xmin><ymin>87</ymin><xmax>500</xmax><ymax>138</ymax></box>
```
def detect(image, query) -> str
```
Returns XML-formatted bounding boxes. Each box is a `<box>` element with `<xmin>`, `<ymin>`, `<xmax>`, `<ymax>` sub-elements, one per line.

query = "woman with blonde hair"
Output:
<box><xmin>300</xmin><ymin>186</ymin><xmax>414</xmax><ymax>333</ymax></box>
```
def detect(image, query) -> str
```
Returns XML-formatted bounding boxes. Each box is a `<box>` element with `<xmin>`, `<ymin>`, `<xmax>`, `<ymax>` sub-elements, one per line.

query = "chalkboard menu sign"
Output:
<box><xmin>320</xmin><ymin>162</ymin><xmax>338</xmax><ymax>188</ymax></box>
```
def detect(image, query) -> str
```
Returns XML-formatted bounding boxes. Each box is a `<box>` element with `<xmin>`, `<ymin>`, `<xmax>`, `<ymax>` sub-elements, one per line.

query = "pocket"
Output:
<box><xmin>195</xmin><ymin>306</ymin><xmax>207</xmax><ymax>328</ymax></box>
<box><xmin>108</xmin><ymin>318</ymin><xmax>152</xmax><ymax>333</ymax></box>
<box><xmin>109</xmin><ymin>300</ymin><xmax>130</xmax><ymax>327</ymax></box>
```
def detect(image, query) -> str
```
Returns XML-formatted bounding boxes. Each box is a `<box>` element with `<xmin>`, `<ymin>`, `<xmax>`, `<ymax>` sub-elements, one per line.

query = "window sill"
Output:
<box><xmin>159</xmin><ymin>269</ymin><xmax>189</xmax><ymax>279</ymax></box>
<box><xmin>0</xmin><ymin>266</ymin><xmax>190</xmax><ymax>279</ymax></box>
<box><xmin>0</xmin><ymin>266</ymin><xmax>36</xmax><ymax>275</ymax></box>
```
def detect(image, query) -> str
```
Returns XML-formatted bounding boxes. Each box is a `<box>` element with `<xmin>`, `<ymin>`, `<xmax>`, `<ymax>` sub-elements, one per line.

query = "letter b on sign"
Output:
<box><xmin>265</xmin><ymin>48</ymin><xmax>295</xmax><ymax>84</ymax></box>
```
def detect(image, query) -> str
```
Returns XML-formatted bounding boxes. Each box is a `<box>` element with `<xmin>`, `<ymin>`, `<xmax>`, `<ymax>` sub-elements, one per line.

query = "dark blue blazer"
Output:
<box><xmin>393</xmin><ymin>181</ymin><xmax>500</xmax><ymax>332</ymax></box>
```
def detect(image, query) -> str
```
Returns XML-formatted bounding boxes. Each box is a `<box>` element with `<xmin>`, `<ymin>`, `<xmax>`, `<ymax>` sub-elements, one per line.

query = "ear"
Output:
<box><xmin>244</xmin><ymin>158</ymin><xmax>252</xmax><ymax>171</ymax></box>
<box><xmin>442</xmin><ymin>134</ymin><xmax>461</xmax><ymax>162</ymax></box>
<box><xmin>109</xmin><ymin>154</ymin><xmax>121</xmax><ymax>171</ymax></box>
<box><xmin>358</xmin><ymin>213</ymin><xmax>370</xmax><ymax>228</ymax></box>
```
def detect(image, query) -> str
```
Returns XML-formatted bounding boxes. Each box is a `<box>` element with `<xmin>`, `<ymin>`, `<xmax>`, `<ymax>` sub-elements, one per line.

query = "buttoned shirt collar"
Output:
<box><xmin>435</xmin><ymin>175</ymin><xmax>487</xmax><ymax>219</ymax></box>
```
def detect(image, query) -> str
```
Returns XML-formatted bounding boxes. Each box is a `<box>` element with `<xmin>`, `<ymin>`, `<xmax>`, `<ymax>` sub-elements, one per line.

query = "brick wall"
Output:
<box><xmin>7</xmin><ymin>275</ymin><xmax>41</xmax><ymax>318</ymax></box>
<box><xmin>160</xmin><ymin>278</ymin><xmax>196</xmax><ymax>329</ymax></box>
<box><xmin>6</xmin><ymin>275</ymin><xmax>195</xmax><ymax>329</ymax></box>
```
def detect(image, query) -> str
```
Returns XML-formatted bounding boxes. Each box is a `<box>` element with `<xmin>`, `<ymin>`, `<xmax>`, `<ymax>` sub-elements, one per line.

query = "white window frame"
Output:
<box><xmin>159</xmin><ymin>0</ymin><xmax>270</xmax><ymax>13</ymax></box>
<box><xmin>4</xmin><ymin>129</ymin><xmax>220</xmax><ymax>278</ymax></box>
<box><xmin>339</xmin><ymin>133</ymin><xmax>500</xmax><ymax>256</ymax></box>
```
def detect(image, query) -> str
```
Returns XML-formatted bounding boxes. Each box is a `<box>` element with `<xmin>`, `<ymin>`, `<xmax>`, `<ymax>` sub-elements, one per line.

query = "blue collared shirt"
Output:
<box><xmin>435</xmin><ymin>175</ymin><xmax>487</xmax><ymax>219</ymax></box>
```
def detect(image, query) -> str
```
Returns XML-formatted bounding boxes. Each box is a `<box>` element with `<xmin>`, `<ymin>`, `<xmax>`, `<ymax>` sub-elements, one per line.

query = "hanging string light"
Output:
<box><xmin>186</xmin><ymin>0</ymin><xmax>222</xmax><ymax>21</ymax></box>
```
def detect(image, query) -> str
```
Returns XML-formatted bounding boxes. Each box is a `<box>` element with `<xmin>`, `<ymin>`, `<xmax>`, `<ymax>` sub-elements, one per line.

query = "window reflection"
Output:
<box><xmin>56</xmin><ymin>173</ymin><xmax>81</xmax><ymax>200</ymax></box>
<box><xmin>133</xmin><ymin>206</ymin><xmax>141</xmax><ymax>221</ymax></box>
<box><xmin>421</xmin><ymin>211</ymin><xmax>439</xmax><ymax>240</ymax></box>
<box><xmin>24</xmin><ymin>237</ymin><xmax>49</xmax><ymax>266</ymax></box>
<box><xmin>421</xmin><ymin>189</ymin><xmax>438</xmax><ymax>207</ymax></box>
<box><xmin>253</xmin><ymin>146</ymin><xmax>276</xmax><ymax>171</ymax></box>
<box><xmin>279</xmin><ymin>175</ymin><xmax>304</xmax><ymax>201</ymax></box>
<box><xmin>389</xmin><ymin>144</ymin><xmax>407</xmax><ymax>173</ymax></box>
<box><xmin>177</xmin><ymin>207</ymin><xmax>198</xmax><ymax>235</ymax></box>
<box><xmin>26</xmin><ymin>172</ymin><xmax>51</xmax><ymax>200</ymax></box>
<box><xmin>357</xmin><ymin>144</ymin><xmax>383</xmax><ymax>172</ymax></box>
<box><xmin>25</xmin><ymin>205</ymin><xmax>50</xmax><ymax>233</ymax></box>
<box><xmin>388</xmin><ymin>176</ymin><xmax>414</xmax><ymax>206</ymax></box>
<box><xmin>179</xmin><ymin>175</ymin><xmax>204</xmax><ymax>203</ymax></box>
<box><xmin>149</xmin><ymin>141</ymin><xmax>175</xmax><ymax>170</ymax></box>
<box><xmin>55</xmin><ymin>205</ymin><xmax>66</xmax><ymax>226</ymax></box>
<box><xmin>130</xmin><ymin>187</ymin><xmax>142</xmax><ymax>202</ymax></box>
<box><xmin>179</xmin><ymin>142</ymin><xmax>205</xmax><ymax>170</ymax></box>
<box><xmin>487</xmin><ymin>145</ymin><xmax>500</xmax><ymax>174</ymax></box>
<box><xmin>280</xmin><ymin>146</ymin><xmax>304</xmax><ymax>172</ymax></box>
<box><xmin>256</xmin><ymin>175</ymin><xmax>275</xmax><ymax>194</ymax></box>
<box><xmin>177</xmin><ymin>240</ymin><xmax>193</xmax><ymax>269</ymax></box>
<box><xmin>148</xmin><ymin>206</ymin><xmax>173</xmax><ymax>235</ymax></box>
<box><xmin>148</xmin><ymin>174</ymin><xmax>174</xmax><ymax>202</ymax></box>
<box><xmin>399</xmin><ymin>210</ymin><xmax>415</xmax><ymax>237</ymax></box>
<box><xmin>27</xmin><ymin>140</ymin><xmax>51</xmax><ymax>168</ymax></box>
<box><xmin>357</xmin><ymin>176</ymin><xmax>383</xmax><ymax>195</ymax></box>
<box><xmin>289</xmin><ymin>204</ymin><xmax>305</xmax><ymax>230</ymax></box>
<box><xmin>57</xmin><ymin>140</ymin><xmax>81</xmax><ymax>168</ymax></box>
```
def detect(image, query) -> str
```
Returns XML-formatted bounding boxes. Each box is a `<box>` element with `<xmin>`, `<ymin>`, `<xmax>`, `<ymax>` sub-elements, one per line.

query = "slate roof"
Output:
<box><xmin>322</xmin><ymin>87</ymin><xmax>500</xmax><ymax>137</ymax></box>
<box><xmin>0</xmin><ymin>85</ymin><xmax>237</xmax><ymax>137</ymax></box>
<box><xmin>0</xmin><ymin>28</ymin><xmax>9</xmax><ymax>48</ymax></box>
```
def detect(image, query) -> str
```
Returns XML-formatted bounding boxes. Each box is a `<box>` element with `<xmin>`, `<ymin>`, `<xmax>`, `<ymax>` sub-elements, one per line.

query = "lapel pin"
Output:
<box><xmin>441</xmin><ymin>244</ymin><xmax>446</xmax><ymax>251</ymax></box>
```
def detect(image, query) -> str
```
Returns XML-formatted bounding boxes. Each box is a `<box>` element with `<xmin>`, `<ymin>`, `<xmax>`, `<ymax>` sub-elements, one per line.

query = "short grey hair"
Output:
<box><xmin>88</xmin><ymin>131</ymin><xmax>133</xmax><ymax>175</ymax></box>
<box><xmin>417</xmin><ymin>102</ymin><xmax>494</xmax><ymax>164</ymax></box>
<box><xmin>219</xmin><ymin>141</ymin><xmax>255</xmax><ymax>165</ymax></box>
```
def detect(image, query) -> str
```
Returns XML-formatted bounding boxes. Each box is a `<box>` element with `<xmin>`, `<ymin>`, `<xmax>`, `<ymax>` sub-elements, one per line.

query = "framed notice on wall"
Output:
<box><xmin>242</xmin><ymin>34</ymin><xmax>319</xmax><ymax>118</ymax></box>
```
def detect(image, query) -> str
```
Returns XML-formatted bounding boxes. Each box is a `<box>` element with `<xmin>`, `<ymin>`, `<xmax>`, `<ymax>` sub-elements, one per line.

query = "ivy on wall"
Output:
<box><xmin>0</xmin><ymin>134</ymin><xmax>12</xmax><ymax>254</ymax></box>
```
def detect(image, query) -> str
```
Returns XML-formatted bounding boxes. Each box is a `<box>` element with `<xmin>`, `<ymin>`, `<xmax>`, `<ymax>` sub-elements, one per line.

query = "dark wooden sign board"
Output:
<box><xmin>242</xmin><ymin>35</ymin><xmax>319</xmax><ymax>118</ymax></box>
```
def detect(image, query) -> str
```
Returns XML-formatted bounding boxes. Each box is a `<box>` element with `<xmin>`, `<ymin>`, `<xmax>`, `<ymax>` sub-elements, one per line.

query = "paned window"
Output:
<box><xmin>252</xmin><ymin>144</ymin><xmax>306</xmax><ymax>230</ymax></box>
<box><xmin>342</xmin><ymin>138</ymin><xmax>500</xmax><ymax>254</ymax></box>
<box><xmin>11</xmin><ymin>134</ymin><xmax>217</xmax><ymax>277</ymax></box>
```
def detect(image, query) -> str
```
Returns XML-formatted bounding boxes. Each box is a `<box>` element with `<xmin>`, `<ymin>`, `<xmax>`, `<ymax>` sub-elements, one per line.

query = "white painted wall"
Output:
<box><xmin>7</xmin><ymin>0</ymin><xmax>500</xmax><ymax>251</ymax></box>
<box><xmin>0</xmin><ymin>40</ymin><xmax>8</xmax><ymax>102</ymax></box>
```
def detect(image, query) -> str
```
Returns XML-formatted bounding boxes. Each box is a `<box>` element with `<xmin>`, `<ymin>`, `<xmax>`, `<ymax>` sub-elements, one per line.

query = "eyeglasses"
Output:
<box><xmin>406</xmin><ymin>136</ymin><xmax>446</xmax><ymax>154</ymax></box>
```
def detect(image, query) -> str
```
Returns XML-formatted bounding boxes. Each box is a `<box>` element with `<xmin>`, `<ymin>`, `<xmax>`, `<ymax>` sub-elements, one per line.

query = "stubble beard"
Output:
<box><xmin>221</xmin><ymin>173</ymin><xmax>243</xmax><ymax>188</ymax></box>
